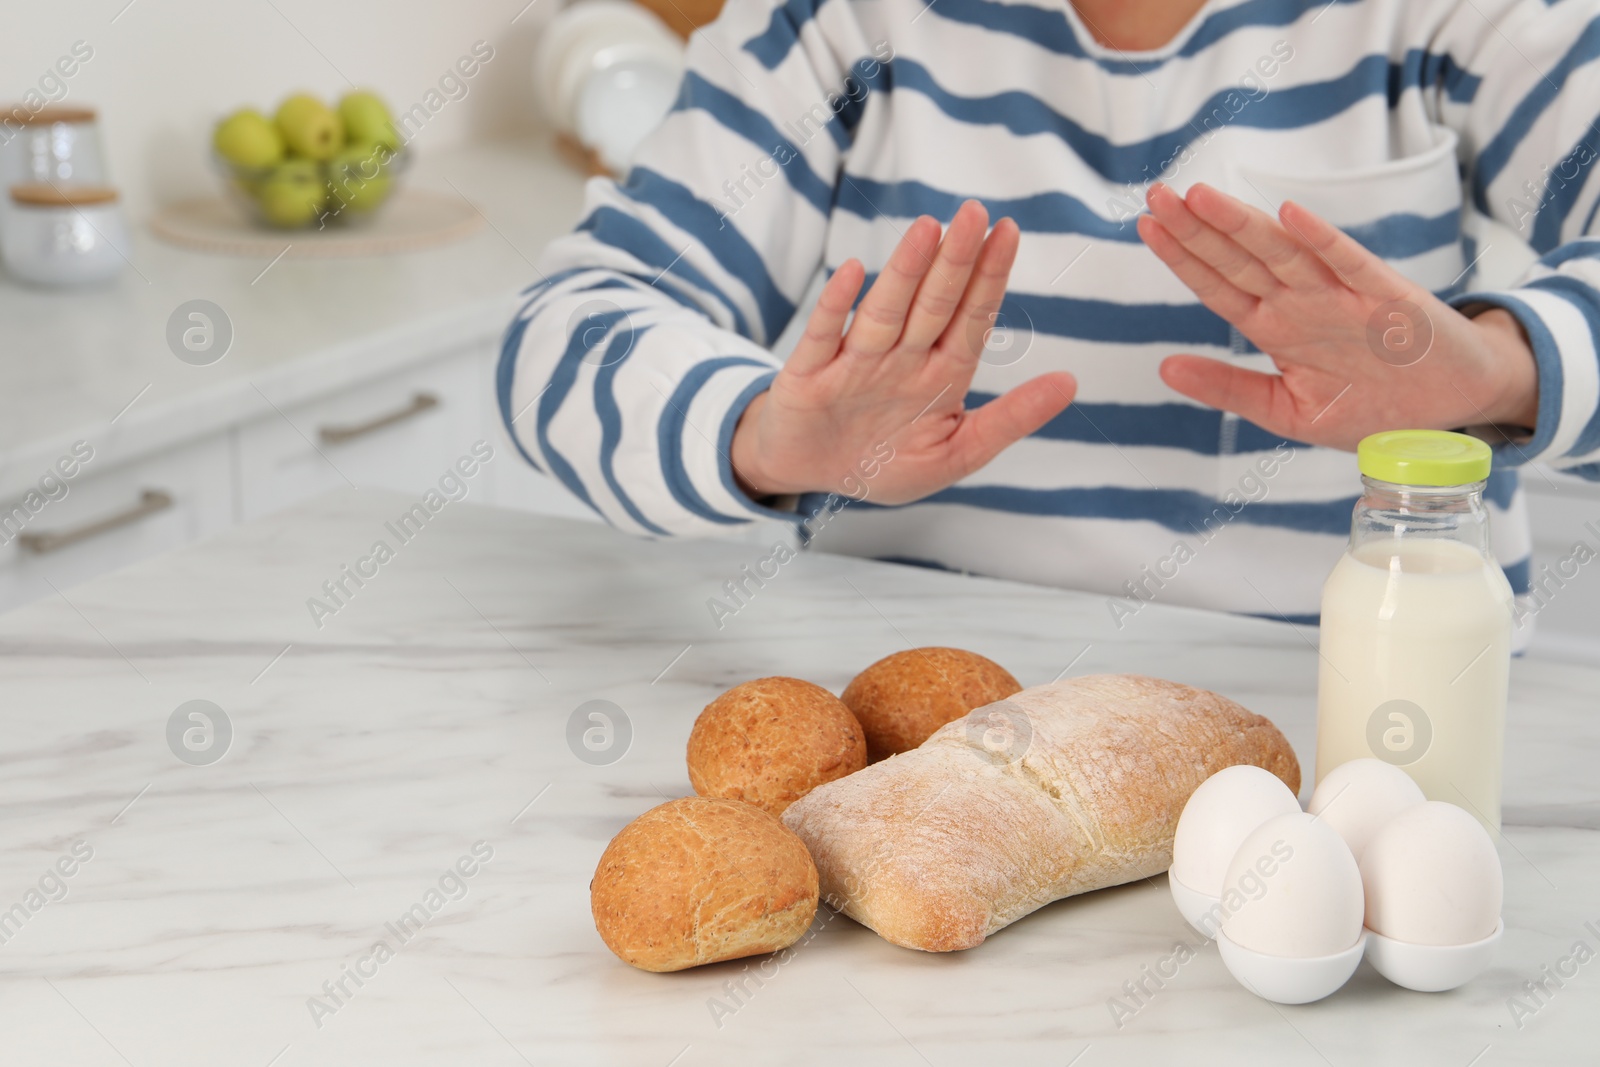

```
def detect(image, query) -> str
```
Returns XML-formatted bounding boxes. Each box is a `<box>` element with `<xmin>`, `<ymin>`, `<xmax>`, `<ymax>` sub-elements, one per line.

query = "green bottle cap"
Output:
<box><xmin>1357</xmin><ymin>430</ymin><xmax>1492</xmax><ymax>486</ymax></box>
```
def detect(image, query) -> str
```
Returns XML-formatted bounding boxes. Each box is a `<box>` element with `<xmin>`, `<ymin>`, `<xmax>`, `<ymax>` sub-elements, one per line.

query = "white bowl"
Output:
<box><xmin>1168</xmin><ymin>874</ymin><xmax>1225</xmax><ymax>938</ymax></box>
<box><xmin>1365</xmin><ymin>918</ymin><xmax>1502</xmax><ymax>992</ymax></box>
<box><xmin>1217</xmin><ymin>928</ymin><xmax>1368</xmax><ymax>1004</ymax></box>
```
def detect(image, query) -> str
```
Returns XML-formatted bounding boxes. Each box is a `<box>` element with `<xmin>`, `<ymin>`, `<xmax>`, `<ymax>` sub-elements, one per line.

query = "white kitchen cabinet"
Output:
<box><xmin>235</xmin><ymin>346</ymin><xmax>490</xmax><ymax>522</ymax></box>
<box><xmin>0</xmin><ymin>338</ymin><xmax>606</xmax><ymax>618</ymax></box>
<box><xmin>0</xmin><ymin>433</ymin><xmax>233</xmax><ymax>611</ymax></box>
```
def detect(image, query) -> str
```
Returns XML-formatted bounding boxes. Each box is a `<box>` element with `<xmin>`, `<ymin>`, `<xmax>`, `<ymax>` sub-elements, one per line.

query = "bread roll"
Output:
<box><xmin>842</xmin><ymin>647</ymin><xmax>1021</xmax><ymax>761</ymax></box>
<box><xmin>782</xmin><ymin>675</ymin><xmax>1300</xmax><ymax>952</ymax></box>
<box><xmin>687</xmin><ymin>677</ymin><xmax>866</xmax><ymax>816</ymax></box>
<box><xmin>591</xmin><ymin>796</ymin><xmax>819</xmax><ymax>972</ymax></box>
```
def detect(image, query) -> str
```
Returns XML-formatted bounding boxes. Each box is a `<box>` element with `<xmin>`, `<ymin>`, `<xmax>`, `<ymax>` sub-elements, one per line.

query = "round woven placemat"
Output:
<box><xmin>149</xmin><ymin>188</ymin><xmax>484</xmax><ymax>258</ymax></box>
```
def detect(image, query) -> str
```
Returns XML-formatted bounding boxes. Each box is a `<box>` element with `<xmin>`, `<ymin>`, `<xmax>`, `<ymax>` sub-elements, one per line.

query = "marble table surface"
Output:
<box><xmin>0</xmin><ymin>488</ymin><xmax>1594</xmax><ymax>1066</ymax></box>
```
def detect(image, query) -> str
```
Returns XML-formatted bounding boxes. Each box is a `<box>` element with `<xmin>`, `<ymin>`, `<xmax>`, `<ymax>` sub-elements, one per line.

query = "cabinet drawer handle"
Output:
<box><xmin>17</xmin><ymin>489</ymin><xmax>175</xmax><ymax>555</ymax></box>
<box><xmin>318</xmin><ymin>392</ymin><xmax>440</xmax><ymax>445</ymax></box>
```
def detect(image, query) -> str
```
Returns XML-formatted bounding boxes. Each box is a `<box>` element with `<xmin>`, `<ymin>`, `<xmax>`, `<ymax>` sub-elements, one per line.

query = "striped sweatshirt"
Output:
<box><xmin>499</xmin><ymin>0</ymin><xmax>1600</xmax><ymax>628</ymax></box>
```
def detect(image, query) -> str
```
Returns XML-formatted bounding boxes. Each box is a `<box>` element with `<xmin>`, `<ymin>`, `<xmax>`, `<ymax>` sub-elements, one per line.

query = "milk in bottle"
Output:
<box><xmin>1315</xmin><ymin>431</ymin><xmax>1512</xmax><ymax>833</ymax></box>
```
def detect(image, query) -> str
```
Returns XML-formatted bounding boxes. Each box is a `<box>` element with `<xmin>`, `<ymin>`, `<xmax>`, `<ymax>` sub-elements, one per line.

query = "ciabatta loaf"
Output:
<box><xmin>780</xmin><ymin>674</ymin><xmax>1299</xmax><ymax>951</ymax></box>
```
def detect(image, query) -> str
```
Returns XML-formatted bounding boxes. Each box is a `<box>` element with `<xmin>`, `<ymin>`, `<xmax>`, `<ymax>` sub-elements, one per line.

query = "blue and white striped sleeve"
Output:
<box><xmin>498</xmin><ymin>0</ymin><xmax>879</xmax><ymax>535</ymax></box>
<box><xmin>1432</xmin><ymin>0</ymin><xmax>1600</xmax><ymax>478</ymax></box>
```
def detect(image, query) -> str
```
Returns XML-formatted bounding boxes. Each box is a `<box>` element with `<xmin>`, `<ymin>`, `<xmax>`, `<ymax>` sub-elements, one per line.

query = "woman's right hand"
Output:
<box><xmin>729</xmin><ymin>200</ymin><xmax>1077</xmax><ymax>505</ymax></box>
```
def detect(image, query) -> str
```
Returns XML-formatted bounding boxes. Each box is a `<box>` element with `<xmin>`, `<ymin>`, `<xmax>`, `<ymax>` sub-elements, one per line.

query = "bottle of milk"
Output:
<box><xmin>1316</xmin><ymin>430</ymin><xmax>1513</xmax><ymax>833</ymax></box>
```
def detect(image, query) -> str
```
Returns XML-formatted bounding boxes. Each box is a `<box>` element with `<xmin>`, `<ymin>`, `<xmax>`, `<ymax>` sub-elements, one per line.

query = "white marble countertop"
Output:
<box><xmin>0</xmin><ymin>488</ymin><xmax>1594</xmax><ymax>1065</ymax></box>
<box><xmin>0</xmin><ymin>141</ymin><xmax>588</xmax><ymax>498</ymax></box>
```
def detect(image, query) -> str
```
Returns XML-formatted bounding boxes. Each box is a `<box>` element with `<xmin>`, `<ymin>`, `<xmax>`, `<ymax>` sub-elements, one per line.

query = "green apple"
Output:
<box><xmin>274</xmin><ymin>93</ymin><xmax>344</xmax><ymax>161</ymax></box>
<box><xmin>214</xmin><ymin>109</ymin><xmax>284</xmax><ymax>168</ymax></box>
<box><xmin>329</xmin><ymin>144</ymin><xmax>394</xmax><ymax>212</ymax></box>
<box><xmin>255</xmin><ymin>158</ymin><xmax>328</xmax><ymax>227</ymax></box>
<box><xmin>337</xmin><ymin>91</ymin><xmax>400</xmax><ymax>151</ymax></box>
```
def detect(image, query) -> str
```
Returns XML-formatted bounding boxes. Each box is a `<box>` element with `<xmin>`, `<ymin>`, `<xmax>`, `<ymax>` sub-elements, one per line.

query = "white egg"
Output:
<box><xmin>1171</xmin><ymin>765</ymin><xmax>1302</xmax><ymax>897</ymax></box>
<box><xmin>1221</xmin><ymin>812</ymin><xmax>1364</xmax><ymax>958</ymax></box>
<box><xmin>1360</xmin><ymin>801</ymin><xmax>1502</xmax><ymax>946</ymax></box>
<box><xmin>1308</xmin><ymin>759</ymin><xmax>1426</xmax><ymax>863</ymax></box>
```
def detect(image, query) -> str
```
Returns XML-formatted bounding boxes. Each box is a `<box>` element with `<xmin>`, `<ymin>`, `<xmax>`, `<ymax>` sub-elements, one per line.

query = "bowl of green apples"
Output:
<box><xmin>212</xmin><ymin>90</ymin><xmax>409</xmax><ymax>229</ymax></box>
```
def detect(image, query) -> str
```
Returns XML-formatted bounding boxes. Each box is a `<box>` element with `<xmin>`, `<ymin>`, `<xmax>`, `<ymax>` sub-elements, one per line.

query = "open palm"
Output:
<box><xmin>732</xmin><ymin>201</ymin><xmax>1077</xmax><ymax>503</ymax></box>
<box><xmin>1138</xmin><ymin>182</ymin><xmax>1537</xmax><ymax>450</ymax></box>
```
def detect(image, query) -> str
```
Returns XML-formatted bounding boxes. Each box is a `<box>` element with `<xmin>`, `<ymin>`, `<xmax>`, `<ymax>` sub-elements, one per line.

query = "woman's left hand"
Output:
<box><xmin>1138</xmin><ymin>182</ymin><xmax>1539</xmax><ymax>451</ymax></box>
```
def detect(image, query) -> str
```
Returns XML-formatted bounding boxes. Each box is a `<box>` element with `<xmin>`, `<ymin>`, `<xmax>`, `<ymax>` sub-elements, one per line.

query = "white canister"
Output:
<box><xmin>2</xmin><ymin>183</ymin><xmax>129</xmax><ymax>286</ymax></box>
<box><xmin>0</xmin><ymin>105</ymin><xmax>108</xmax><ymax>188</ymax></box>
<box><xmin>0</xmin><ymin>105</ymin><xmax>109</xmax><ymax>241</ymax></box>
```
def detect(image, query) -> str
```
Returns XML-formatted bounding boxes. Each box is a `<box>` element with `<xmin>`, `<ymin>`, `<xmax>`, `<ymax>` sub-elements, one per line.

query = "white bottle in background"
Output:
<box><xmin>533</xmin><ymin>0</ymin><xmax>685</xmax><ymax>174</ymax></box>
<box><xmin>1316</xmin><ymin>431</ymin><xmax>1513</xmax><ymax>834</ymax></box>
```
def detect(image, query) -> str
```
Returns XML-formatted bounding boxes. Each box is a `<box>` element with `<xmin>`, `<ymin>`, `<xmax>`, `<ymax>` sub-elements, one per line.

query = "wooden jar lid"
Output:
<box><xmin>9</xmin><ymin>183</ymin><xmax>119</xmax><ymax>207</ymax></box>
<box><xmin>1</xmin><ymin>105</ymin><xmax>97</xmax><ymax>126</ymax></box>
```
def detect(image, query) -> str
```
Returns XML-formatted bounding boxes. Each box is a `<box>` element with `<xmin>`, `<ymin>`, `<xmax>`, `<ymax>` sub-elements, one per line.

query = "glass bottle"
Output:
<box><xmin>1315</xmin><ymin>430</ymin><xmax>1513</xmax><ymax>833</ymax></box>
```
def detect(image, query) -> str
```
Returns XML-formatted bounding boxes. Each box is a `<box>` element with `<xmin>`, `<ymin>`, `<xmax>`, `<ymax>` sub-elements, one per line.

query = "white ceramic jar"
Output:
<box><xmin>2</xmin><ymin>183</ymin><xmax>128</xmax><ymax>286</ymax></box>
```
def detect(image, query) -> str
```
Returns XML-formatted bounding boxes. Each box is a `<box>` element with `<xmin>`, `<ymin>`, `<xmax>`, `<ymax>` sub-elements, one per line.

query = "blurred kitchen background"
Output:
<box><xmin>2</xmin><ymin>0</ymin><xmax>1596</xmax><ymax>663</ymax></box>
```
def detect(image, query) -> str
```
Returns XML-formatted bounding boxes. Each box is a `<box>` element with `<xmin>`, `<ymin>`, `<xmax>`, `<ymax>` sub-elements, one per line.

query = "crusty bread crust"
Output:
<box><xmin>592</xmin><ymin>796</ymin><xmax>820</xmax><ymax>972</ymax></box>
<box><xmin>687</xmin><ymin>677</ymin><xmax>867</xmax><ymax>816</ymax></box>
<box><xmin>781</xmin><ymin>675</ymin><xmax>1300</xmax><ymax>952</ymax></box>
<box><xmin>842</xmin><ymin>647</ymin><xmax>1023</xmax><ymax>762</ymax></box>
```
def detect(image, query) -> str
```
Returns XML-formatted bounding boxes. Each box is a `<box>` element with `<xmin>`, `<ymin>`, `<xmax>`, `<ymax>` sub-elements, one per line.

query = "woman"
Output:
<box><xmin>499</xmin><ymin>0</ymin><xmax>1600</xmax><ymax>629</ymax></box>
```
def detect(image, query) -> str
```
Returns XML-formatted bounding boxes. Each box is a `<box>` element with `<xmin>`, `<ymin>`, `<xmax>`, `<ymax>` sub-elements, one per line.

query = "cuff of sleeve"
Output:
<box><xmin>1448</xmin><ymin>286</ymin><xmax>1599</xmax><ymax>466</ymax></box>
<box><xmin>672</xmin><ymin>362</ymin><xmax>801</xmax><ymax>525</ymax></box>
